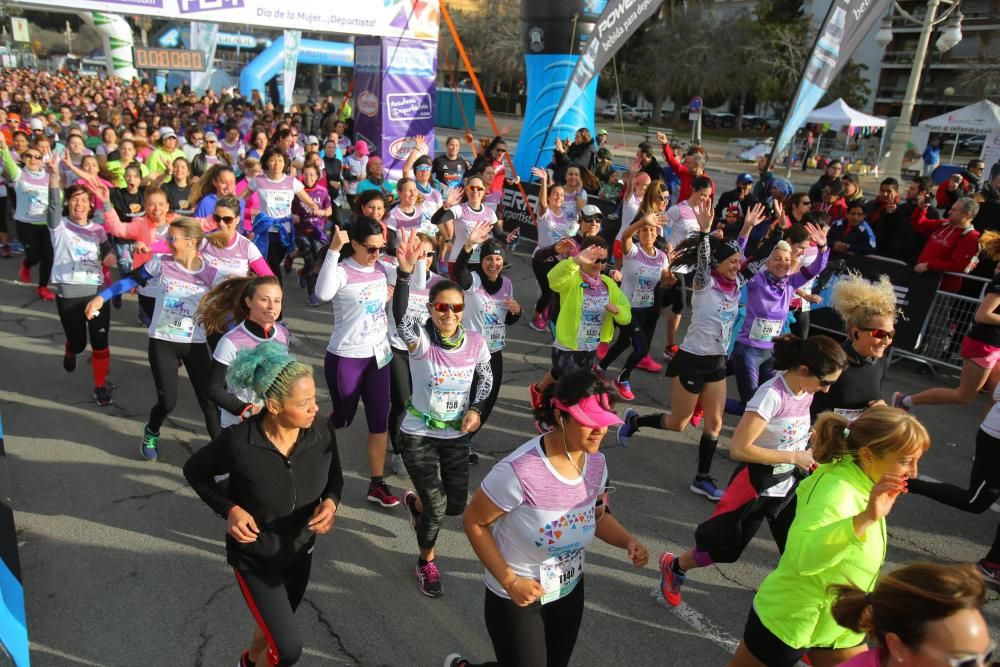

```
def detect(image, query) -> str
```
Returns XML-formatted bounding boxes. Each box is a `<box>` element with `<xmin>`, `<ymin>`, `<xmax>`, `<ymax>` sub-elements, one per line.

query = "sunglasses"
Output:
<box><xmin>813</xmin><ymin>374</ymin><xmax>838</xmax><ymax>387</ymax></box>
<box><xmin>431</xmin><ymin>302</ymin><xmax>464</xmax><ymax>313</ymax></box>
<box><xmin>419</xmin><ymin>251</ymin><xmax>436</xmax><ymax>259</ymax></box>
<box><xmin>361</xmin><ymin>244</ymin><xmax>385</xmax><ymax>256</ymax></box>
<box><xmin>166</xmin><ymin>235</ymin><xmax>189</xmax><ymax>243</ymax></box>
<box><xmin>494</xmin><ymin>148</ymin><xmax>507</xmax><ymax>154</ymax></box>
<box><xmin>922</xmin><ymin>641</ymin><xmax>995</xmax><ymax>667</ymax></box>
<box><xmin>466</xmin><ymin>185</ymin><xmax>485</xmax><ymax>192</ymax></box>
<box><xmin>415</xmin><ymin>165</ymin><xmax>432</xmax><ymax>172</ymax></box>
<box><xmin>800</xmin><ymin>200</ymin><xmax>811</xmax><ymax>206</ymax></box>
<box><xmin>22</xmin><ymin>153</ymin><xmax>41</xmax><ymax>159</ymax></box>
<box><xmin>205</xmin><ymin>139</ymin><xmax>216</xmax><ymax>144</ymax></box>
<box><xmin>592</xmin><ymin>258</ymin><xmax>608</xmax><ymax>265</ymax></box>
<box><xmin>866</xmin><ymin>328</ymin><xmax>895</xmax><ymax>340</ymax></box>
<box><xmin>213</xmin><ymin>214</ymin><xmax>237</xmax><ymax>224</ymax></box>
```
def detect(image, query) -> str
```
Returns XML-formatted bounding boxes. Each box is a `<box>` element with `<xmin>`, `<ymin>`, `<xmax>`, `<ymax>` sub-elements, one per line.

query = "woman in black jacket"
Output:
<box><xmin>184</xmin><ymin>341</ymin><xmax>343</xmax><ymax>667</ymax></box>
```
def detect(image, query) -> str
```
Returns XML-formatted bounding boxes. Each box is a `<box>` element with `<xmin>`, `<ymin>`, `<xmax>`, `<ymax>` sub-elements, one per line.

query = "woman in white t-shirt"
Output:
<box><xmin>527</xmin><ymin>166</ymin><xmax>576</xmax><ymax>331</ymax></box>
<box><xmin>242</xmin><ymin>146</ymin><xmax>319</xmax><ymax>282</ymax></box>
<box><xmin>392</xmin><ymin>229</ymin><xmax>494</xmax><ymax>598</ymax></box>
<box><xmin>448</xmin><ymin>371</ymin><xmax>648</xmax><ymax>667</ymax></box>
<box><xmin>655</xmin><ymin>335</ymin><xmax>847</xmax><ymax>609</ymax></box>
<box><xmin>432</xmin><ymin>174</ymin><xmax>500</xmax><ymax>280</ymax></box>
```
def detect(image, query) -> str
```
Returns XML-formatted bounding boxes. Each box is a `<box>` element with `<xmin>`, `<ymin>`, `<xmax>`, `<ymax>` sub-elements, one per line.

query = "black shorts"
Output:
<box><xmin>551</xmin><ymin>347</ymin><xmax>596</xmax><ymax>380</ymax></box>
<box><xmin>665</xmin><ymin>350</ymin><xmax>727</xmax><ymax>394</ymax></box>
<box><xmin>743</xmin><ymin>607</ymin><xmax>806</xmax><ymax>667</ymax></box>
<box><xmin>660</xmin><ymin>272</ymin><xmax>691</xmax><ymax>314</ymax></box>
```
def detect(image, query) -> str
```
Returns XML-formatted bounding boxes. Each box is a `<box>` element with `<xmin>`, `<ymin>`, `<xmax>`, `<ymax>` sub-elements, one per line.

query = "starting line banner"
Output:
<box><xmin>9</xmin><ymin>0</ymin><xmax>440</xmax><ymax>39</ymax></box>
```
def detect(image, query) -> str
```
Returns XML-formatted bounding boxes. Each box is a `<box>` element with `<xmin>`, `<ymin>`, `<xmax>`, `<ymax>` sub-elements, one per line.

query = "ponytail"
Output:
<box><xmin>198</xmin><ymin>275</ymin><xmax>281</xmax><ymax>335</ymax></box>
<box><xmin>813</xmin><ymin>405</ymin><xmax>929</xmax><ymax>464</ymax></box>
<box><xmin>772</xmin><ymin>334</ymin><xmax>847</xmax><ymax>376</ymax></box>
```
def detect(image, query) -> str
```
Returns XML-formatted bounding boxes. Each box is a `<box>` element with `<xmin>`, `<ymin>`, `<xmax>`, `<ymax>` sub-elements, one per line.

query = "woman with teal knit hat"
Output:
<box><xmin>725</xmin><ymin>406</ymin><xmax>929</xmax><ymax>667</ymax></box>
<box><xmin>184</xmin><ymin>341</ymin><xmax>343</xmax><ymax>667</ymax></box>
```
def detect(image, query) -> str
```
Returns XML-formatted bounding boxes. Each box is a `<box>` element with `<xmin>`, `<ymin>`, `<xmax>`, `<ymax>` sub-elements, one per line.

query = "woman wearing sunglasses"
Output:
<box><xmin>392</xmin><ymin>228</ymin><xmax>493</xmax><ymax>597</ymax></box>
<box><xmin>1</xmin><ymin>133</ymin><xmax>57</xmax><ymax>300</ymax></box>
<box><xmin>200</xmin><ymin>275</ymin><xmax>288</xmax><ymax>429</ymax></box>
<box><xmin>401</xmin><ymin>136</ymin><xmax>443</xmax><ymax>237</ymax></box>
<box><xmin>446</xmin><ymin>370</ymin><xmax>647</xmax><ymax>667</ymax></box>
<box><xmin>727</xmin><ymin>406</ymin><xmax>929</xmax><ymax>667</ymax></box>
<box><xmin>453</xmin><ymin>221</ymin><xmax>522</xmax><ymax>463</ymax></box>
<box><xmin>243</xmin><ymin>146</ymin><xmax>320</xmax><ymax>284</ymax></box>
<box><xmin>387</xmin><ymin>233</ymin><xmax>444</xmax><ymax>477</ymax></box>
<box><xmin>528</xmin><ymin>236</ymin><xmax>631</xmax><ymax>413</ymax></box>
<box><xmin>84</xmin><ymin>217</ymin><xmax>224</xmax><ymax>461</ymax></box>
<box><xmin>832</xmin><ymin>562</ymin><xmax>992</xmax><ymax>667</ymax></box>
<box><xmin>656</xmin><ymin>334</ymin><xmax>848</xmax><ymax>608</ymax></box>
<box><xmin>43</xmin><ymin>160</ymin><xmax>117</xmax><ymax>407</ymax></box>
<box><xmin>810</xmin><ymin>273</ymin><xmax>898</xmax><ymax>421</ymax></box>
<box><xmin>432</xmin><ymin>174</ymin><xmax>499</xmax><ymax>281</ymax></box>
<box><xmin>315</xmin><ymin>216</ymin><xmax>400</xmax><ymax>510</ymax></box>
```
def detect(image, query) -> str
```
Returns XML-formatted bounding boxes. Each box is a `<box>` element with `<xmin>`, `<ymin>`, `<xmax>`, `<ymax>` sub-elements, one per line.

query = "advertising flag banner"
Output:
<box><xmin>773</xmin><ymin>0</ymin><xmax>892</xmax><ymax>157</ymax></box>
<box><xmin>188</xmin><ymin>21</ymin><xmax>218</xmax><ymax>94</ymax></box>
<box><xmin>380</xmin><ymin>37</ymin><xmax>437</xmax><ymax>181</ymax></box>
<box><xmin>281</xmin><ymin>29</ymin><xmax>300</xmax><ymax>113</ymax></box>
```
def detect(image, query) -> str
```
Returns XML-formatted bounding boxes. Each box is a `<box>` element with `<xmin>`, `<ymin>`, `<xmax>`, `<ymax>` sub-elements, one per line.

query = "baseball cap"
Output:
<box><xmin>580</xmin><ymin>204</ymin><xmax>604</xmax><ymax>220</ymax></box>
<box><xmin>737</xmin><ymin>173</ymin><xmax>754</xmax><ymax>185</ymax></box>
<box><xmin>29</xmin><ymin>117</ymin><xmax>43</xmax><ymax>131</ymax></box>
<box><xmin>204</xmin><ymin>131</ymin><xmax>218</xmax><ymax>142</ymax></box>
<box><xmin>306</xmin><ymin>135</ymin><xmax>320</xmax><ymax>145</ymax></box>
<box><xmin>770</xmin><ymin>177</ymin><xmax>793</xmax><ymax>198</ymax></box>
<box><xmin>597</xmin><ymin>128</ymin><xmax>608</xmax><ymax>136</ymax></box>
<box><xmin>552</xmin><ymin>393</ymin><xmax>623</xmax><ymax>429</ymax></box>
<box><xmin>159</xmin><ymin>127</ymin><xmax>177</xmax><ymax>139</ymax></box>
<box><xmin>354</xmin><ymin>140</ymin><xmax>370</xmax><ymax>157</ymax></box>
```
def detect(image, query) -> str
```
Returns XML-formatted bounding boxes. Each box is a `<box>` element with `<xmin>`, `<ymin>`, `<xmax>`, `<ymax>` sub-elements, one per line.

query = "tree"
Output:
<box><xmin>822</xmin><ymin>61</ymin><xmax>872</xmax><ymax>110</ymax></box>
<box><xmin>440</xmin><ymin>1</ymin><xmax>522</xmax><ymax>98</ymax></box>
<box><xmin>749</xmin><ymin>19</ymin><xmax>812</xmax><ymax>117</ymax></box>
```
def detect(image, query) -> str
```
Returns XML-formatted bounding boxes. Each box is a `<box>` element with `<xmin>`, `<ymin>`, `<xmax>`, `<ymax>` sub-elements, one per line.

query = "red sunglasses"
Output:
<box><xmin>431</xmin><ymin>302</ymin><xmax>464</xmax><ymax>313</ymax></box>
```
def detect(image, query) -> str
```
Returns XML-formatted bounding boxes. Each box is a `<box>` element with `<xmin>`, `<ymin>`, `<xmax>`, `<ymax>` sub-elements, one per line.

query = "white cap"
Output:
<box><xmin>580</xmin><ymin>204</ymin><xmax>603</xmax><ymax>219</ymax></box>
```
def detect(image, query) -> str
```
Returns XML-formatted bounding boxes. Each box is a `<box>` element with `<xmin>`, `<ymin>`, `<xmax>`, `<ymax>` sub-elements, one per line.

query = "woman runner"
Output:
<box><xmin>44</xmin><ymin>160</ymin><xmax>116</xmax><ymax>406</ymax></box>
<box><xmin>314</xmin><ymin>217</ymin><xmax>400</xmax><ymax>509</ymax></box>
<box><xmin>617</xmin><ymin>203</ymin><xmax>769</xmax><ymax>499</ymax></box>
<box><xmin>726</xmin><ymin>406</ymin><xmax>929</xmax><ymax>667</ymax></box>
<box><xmin>656</xmin><ymin>335</ymin><xmax>848</xmax><ymax>607</ymax></box>
<box><xmin>201</xmin><ymin>275</ymin><xmax>288</xmax><ymax>428</ymax></box>
<box><xmin>2</xmin><ymin>133</ymin><xmax>56</xmax><ymax>299</ymax></box>
<box><xmin>289</xmin><ymin>164</ymin><xmax>332</xmax><ymax>306</ymax></box>
<box><xmin>393</xmin><ymin>228</ymin><xmax>494</xmax><ymax>597</ymax></box>
<box><xmin>446</xmin><ymin>371</ymin><xmax>648</xmax><ymax>667</ymax></box>
<box><xmin>184</xmin><ymin>342</ymin><xmax>342</xmax><ymax>667</ymax></box>
<box><xmin>528</xmin><ymin>166</ymin><xmax>576</xmax><ymax>332</ymax></box>
<box><xmin>453</xmin><ymin>221</ymin><xmax>522</xmax><ymax>463</ymax></box>
<box><xmin>85</xmin><ymin>217</ymin><xmax>223</xmax><ymax>460</ymax></box>
<box><xmin>596</xmin><ymin>214</ymin><xmax>673</xmax><ymax>400</ymax></box>
<box><xmin>432</xmin><ymin>174</ymin><xmax>498</xmax><ymax>280</ymax></box>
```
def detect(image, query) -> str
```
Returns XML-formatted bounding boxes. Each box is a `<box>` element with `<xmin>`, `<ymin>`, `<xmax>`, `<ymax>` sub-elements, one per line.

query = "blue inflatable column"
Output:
<box><xmin>514</xmin><ymin>0</ymin><xmax>600</xmax><ymax>177</ymax></box>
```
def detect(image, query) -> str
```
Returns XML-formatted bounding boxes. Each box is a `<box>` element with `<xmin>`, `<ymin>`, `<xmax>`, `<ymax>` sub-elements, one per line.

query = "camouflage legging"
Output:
<box><xmin>398</xmin><ymin>431</ymin><xmax>471</xmax><ymax>550</ymax></box>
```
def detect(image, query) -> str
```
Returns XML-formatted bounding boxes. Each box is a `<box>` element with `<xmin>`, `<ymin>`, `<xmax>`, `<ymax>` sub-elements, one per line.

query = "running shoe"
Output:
<box><xmin>978</xmin><ymin>559</ymin><xmax>1000</xmax><ymax>588</ymax></box>
<box><xmin>63</xmin><ymin>352</ymin><xmax>76</xmax><ymax>373</ymax></box>
<box><xmin>613</xmin><ymin>379</ymin><xmax>635</xmax><ymax>401</ymax></box>
<box><xmin>529</xmin><ymin>383</ymin><xmax>544</xmax><ymax>410</ymax></box>
<box><xmin>94</xmin><ymin>386</ymin><xmax>113</xmax><ymax>407</ymax></box>
<box><xmin>690</xmin><ymin>476</ymin><xmax>724</xmax><ymax>501</ymax></box>
<box><xmin>658</xmin><ymin>552</ymin><xmax>685</xmax><ymax>607</ymax></box>
<box><xmin>238</xmin><ymin>650</ymin><xmax>255</xmax><ymax>667</ymax></box>
<box><xmin>140</xmin><ymin>423</ymin><xmax>159</xmax><ymax>461</ymax></box>
<box><xmin>661</xmin><ymin>344</ymin><xmax>679</xmax><ymax>361</ymax></box>
<box><xmin>690</xmin><ymin>402</ymin><xmax>704</xmax><ymax>428</ymax></box>
<box><xmin>0</xmin><ymin>244</ymin><xmax>10</xmax><ymax>258</ymax></box>
<box><xmin>617</xmin><ymin>408</ymin><xmax>639</xmax><ymax>448</ymax></box>
<box><xmin>468</xmin><ymin>441</ymin><xmax>479</xmax><ymax>464</ymax></box>
<box><xmin>307</xmin><ymin>293</ymin><xmax>320</xmax><ymax>307</ymax></box>
<box><xmin>36</xmin><ymin>286</ymin><xmax>56</xmax><ymax>301</ymax></box>
<box><xmin>366</xmin><ymin>480</ymin><xmax>401</xmax><ymax>508</ymax></box>
<box><xmin>596</xmin><ymin>342</ymin><xmax>609</xmax><ymax>361</ymax></box>
<box><xmin>636</xmin><ymin>355</ymin><xmax>664</xmax><ymax>373</ymax></box>
<box><xmin>403</xmin><ymin>489</ymin><xmax>420</xmax><ymax>532</ymax></box>
<box><xmin>528</xmin><ymin>314</ymin><xmax>547</xmax><ymax>332</ymax></box>
<box><xmin>415</xmin><ymin>559</ymin><xmax>443</xmax><ymax>597</ymax></box>
<box><xmin>390</xmin><ymin>452</ymin><xmax>408</xmax><ymax>478</ymax></box>
<box><xmin>444</xmin><ymin>655</ymin><xmax>469</xmax><ymax>667</ymax></box>
<box><xmin>891</xmin><ymin>391</ymin><xmax>911</xmax><ymax>412</ymax></box>
<box><xmin>17</xmin><ymin>260</ymin><xmax>30</xmax><ymax>284</ymax></box>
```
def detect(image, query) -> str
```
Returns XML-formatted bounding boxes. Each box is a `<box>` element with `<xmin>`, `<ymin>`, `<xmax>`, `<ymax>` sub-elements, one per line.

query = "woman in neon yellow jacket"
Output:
<box><xmin>529</xmin><ymin>235</ymin><xmax>631</xmax><ymax>415</ymax></box>
<box><xmin>727</xmin><ymin>405</ymin><xmax>930</xmax><ymax>667</ymax></box>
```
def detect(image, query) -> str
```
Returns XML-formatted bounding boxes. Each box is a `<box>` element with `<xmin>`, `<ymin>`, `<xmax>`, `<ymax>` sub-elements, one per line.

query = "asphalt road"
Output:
<box><xmin>1</xmin><ymin>247</ymin><xmax>998</xmax><ymax>667</ymax></box>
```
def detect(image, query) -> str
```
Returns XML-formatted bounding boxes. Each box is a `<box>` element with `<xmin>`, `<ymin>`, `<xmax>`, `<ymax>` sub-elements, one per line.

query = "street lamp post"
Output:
<box><xmin>877</xmin><ymin>0</ymin><xmax>963</xmax><ymax>180</ymax></box>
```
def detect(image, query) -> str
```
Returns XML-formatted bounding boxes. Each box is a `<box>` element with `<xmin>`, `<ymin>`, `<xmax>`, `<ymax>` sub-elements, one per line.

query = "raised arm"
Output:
<box><xmin>0</xmin><ymin>135</ymin><xmax>20</xmax><ymax>181</ymax></box>
<box><xmin>392</xmin><ymin>228</ymin><xmax>424</xmax><ymax>352</ymax></box>
<box><xmin>314</xmin><ymin>225</ymin><xmax>349</xmax><ymax>301</ymax></box>
<box><xmin>46</xmin><ymin>161</ymin><xmax>62</xmax><ymax>229</ymax></box>
<box><xmin>530</xmin><ymin>166</ymin><xmax>549</xmax><ymax>216</ymax></box>
<box><xmin>402</xmin><ymin>135</ymin><xmax>428</xmax><ymax>178</ymax></box>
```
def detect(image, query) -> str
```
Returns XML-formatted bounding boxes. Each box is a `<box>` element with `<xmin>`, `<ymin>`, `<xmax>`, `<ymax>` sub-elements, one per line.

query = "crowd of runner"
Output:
<box><xmin>3</xmin><ymin>67</ymin><xmax>999</xmax><ymax>667</ymax></box>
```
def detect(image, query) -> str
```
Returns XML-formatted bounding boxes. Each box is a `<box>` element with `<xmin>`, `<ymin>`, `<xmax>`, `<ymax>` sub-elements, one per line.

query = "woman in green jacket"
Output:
<box><xmin>727</xmin><ymin>405</ymin><xmax>930</xmax><ymax>667</ymax></box>
<box><xmin>528</xmin><ymin>235</ymin><xmax>631</xmax><ymax>421</ymax></box>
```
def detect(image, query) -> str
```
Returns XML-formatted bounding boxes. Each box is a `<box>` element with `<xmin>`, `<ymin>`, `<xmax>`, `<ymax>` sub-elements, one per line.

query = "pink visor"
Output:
<box><xmin>553</xmin><ymin>394</ymin><xmax>623</xmax><ymax>429</ymax></box>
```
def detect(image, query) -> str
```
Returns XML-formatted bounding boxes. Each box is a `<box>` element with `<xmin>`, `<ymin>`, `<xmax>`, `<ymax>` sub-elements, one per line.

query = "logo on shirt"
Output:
<box><xmin>535</xmin><ymin>507</ymin><xmax>596</xmax><ymax>548</ymax></box>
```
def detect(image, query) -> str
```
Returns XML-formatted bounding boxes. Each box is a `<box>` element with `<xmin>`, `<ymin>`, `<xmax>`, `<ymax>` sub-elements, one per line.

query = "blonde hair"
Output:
<box><xmin>831</xmin><ymin>272</ymin><xmax>899</xmax><ymax>330</ymax></box>
<box><xmin>812</xmin><ymin>405</ymin><xmax>930</xmax><ymax>464</ymax></box>
<box><xmin>771</xmin><ymin>240</ymin><xmax>792</xmax><ymax>255</ymax></box>
<box><xmin>980</xmin><ymin>230</ymin><xmax>1000</xmax><ymax>262</ymax></box>
<box><xmin>169</xmin><ymin>217</ymin><xmax>206</xmax><ymax>244</ymax></box>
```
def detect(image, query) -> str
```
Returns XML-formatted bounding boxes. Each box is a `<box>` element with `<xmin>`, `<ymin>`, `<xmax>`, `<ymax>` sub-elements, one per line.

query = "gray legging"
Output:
<box><xmin>398</xmin><ymin>431</ymin><xmax>470</xmax><ymax>550</ymax></box>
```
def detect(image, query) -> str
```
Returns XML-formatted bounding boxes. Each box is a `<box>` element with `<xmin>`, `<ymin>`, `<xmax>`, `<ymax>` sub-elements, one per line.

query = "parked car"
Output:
<box><xmin>599</xmin><ymin>103</ymin><xmax>635</xmax><ymax>119</ymax></box>
<box><xmin>630</xmin><ymin>108</ymin><xmax>653</xmax><ymax>123</ymax></box>
<box><xmin>959</xmin><ymin>135</ymin><xmax>985</xmax><ymax>153</ymax></box>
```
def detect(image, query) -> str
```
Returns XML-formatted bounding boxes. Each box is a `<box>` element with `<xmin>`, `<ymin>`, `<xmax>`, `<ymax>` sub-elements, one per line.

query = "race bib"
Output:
<box><xmin>577</xmin><ymin>320</ymin><xmax>602</xmax><ymax>350</ymax></box>
<box><xmin>26</xmin><ymin>190</ymin><xmax>46</xmax><ymax>217</ymax></box>
<box><xmin>374</xmin><ymin>339</ymin><xmax>393</xmax><ymax>369</ymax></box>
<box><xmin>540</xmin><ymin>550</ymin><xmax>583</xmax><ymax>605</ymax></box>
<box><xmin>484</xmin><ymin>322</ymin><xmax>506</xmax><ymax>352</ymax></box>
<box><xmin>772</xmin><ymin>433</ymin><xmax>811</xmax><ymax>475</ymax></box>
<box><xmin>155</xmin><ymin>296</ymin><xmax>196</xmax><ymax>339</ymax></box>
<box><xmin>749</xmin><ymin>318</ymin><xmax>783</xmax><ymax>342</ymax></box>
<box><xmin>429</xmin><ymin>387</ymin><xmax>467</xmax><ymax>422</ymax></box>
<box><xmin>833</xmin><ymin>407</ymin><xmax>865</xmax><ymax>422</ymax></box>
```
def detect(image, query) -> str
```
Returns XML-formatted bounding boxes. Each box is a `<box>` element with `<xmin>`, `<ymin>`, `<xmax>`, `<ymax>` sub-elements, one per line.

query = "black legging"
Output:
<box><xmin>467</xmin><ymin>577</ymin><xmax>585</xmax><ymax>667</ymax></box>
<box><xmin>388</xmin><ymin>346</ymin><xmax>411</xmax><ymax>455</ymax></box>
<box><xmin>266</xmin><ymin>235</ymin><xmax>287</xmax><ymax>287</ymax></box>
<box><xmin>531</xmin><ymin>255</ymin><xmax>555</xmax><ymax>315</ymax></box>
<box><xmin>599</xmin><ymin>305</ymin><xmax>659</xmax><ymax>382</ymax></box>
<box><xmin>295</xmin><ymin>235</ymin><xmax>324</xmax><ymax>295</ymax></box>
<box><xmin>909</xmin><ymin>428</ymin><xmax>1000</xmax><ymax>561</ymax></box>
<box><xmin>16</xmin><ymin>220</ymin><xmax>53</xmax><ymax>287</ymax></box>
<box><xmin>789</xmin><ymin>307</ymin><xmax>810</xmax><ymax>339</ymax></box>
<box><xmin>56</xmin><ymin>295</ymin><xmax>110</xmax><ymax>354</ymax></box>
<box><xmin>147</xmin><ymin>337</ymin><xmax>221</xmax><ymax>438</ymax></box>
<box><xmin>234</xmin><ymin>545</ymin><xmax>313</xmax><ymax>666</ymax></box>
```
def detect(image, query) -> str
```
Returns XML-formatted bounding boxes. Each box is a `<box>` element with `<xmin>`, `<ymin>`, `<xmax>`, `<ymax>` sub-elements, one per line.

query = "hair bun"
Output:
<box><xmin>226</xmin><ymin>341</ymin><xmax>296</xmax><ymax>395</ymax></box>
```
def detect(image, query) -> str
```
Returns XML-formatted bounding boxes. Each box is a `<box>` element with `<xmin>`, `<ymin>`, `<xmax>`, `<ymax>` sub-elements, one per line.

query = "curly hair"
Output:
<box><xmin>831</xmin><ymin>272</ymin><xmax>899</xmax><ymax>330</ymax></box>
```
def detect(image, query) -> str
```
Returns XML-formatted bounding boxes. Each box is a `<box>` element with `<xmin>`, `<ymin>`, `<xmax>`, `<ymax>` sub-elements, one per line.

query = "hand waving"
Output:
<box><xmin>466</xmin><ymin>220</ymin><xmax>494</xmax><ymax>248</ymax></box>
<box><xmin>743</xmin><ymin>203</ymin><xmax>767</xmax><ymax>229</ymax></box>
<box><xmin>395</xmin><ymin>227</ymin><xmax>423</xmax><ymax>273</ymax></box>
<box><xmin>445</xmin><ymin>186</ymin><xmax>464</xmax><ymax>208</ymax></box>
<box><xmin>805</xmin><ymin>221</ymin><xmax>828</xmax><ymax>247</ymax></box>
<box><xmin>692</xmin><ymin>202</ymin><xmax>714</xmax><ymax>233</ymax></box>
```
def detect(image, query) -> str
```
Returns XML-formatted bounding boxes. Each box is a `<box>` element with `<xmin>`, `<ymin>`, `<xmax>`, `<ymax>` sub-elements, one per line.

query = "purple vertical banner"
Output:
<box><xmin>353</xmin><ymin>37</ymin><xmax>383</xmax><ymax>158</ymax></box>
<box><xmin>380</xmin><ymin>37</ymin><xmax>437</xmax><ymax>181</ymax></box>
